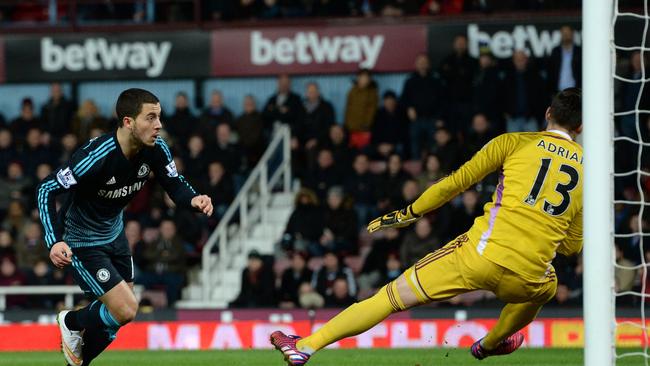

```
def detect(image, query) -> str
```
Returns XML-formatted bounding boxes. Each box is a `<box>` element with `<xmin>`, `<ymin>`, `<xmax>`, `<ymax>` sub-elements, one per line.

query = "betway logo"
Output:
<box><xmin>41</xmin><ymin>37</ymin><xmax>172</xmax><ymax>77</ymax></box>
<box><xmin>468</xmin><ymin>24</ymin><xmax>582</xmax><ymax>59</ymax></box>
<box><xmin>251</xmin><ymin>31</ymin><xmax>384</xmax><ymax>68</ymax></box>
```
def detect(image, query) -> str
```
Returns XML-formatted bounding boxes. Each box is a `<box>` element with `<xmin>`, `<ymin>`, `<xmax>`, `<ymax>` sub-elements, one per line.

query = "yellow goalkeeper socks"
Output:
<box><xmin>482</xmin><ymin>302</ymin><xmax>543</xmax><ymax>350</ymax></box>
<box><xmin>297</xmin><ymin>283</ymin><xmax>403</xmax><ymax>354</ymax></box>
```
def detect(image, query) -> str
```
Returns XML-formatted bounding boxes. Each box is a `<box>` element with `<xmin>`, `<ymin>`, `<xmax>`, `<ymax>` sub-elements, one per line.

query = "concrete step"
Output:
<box><xmin>251</xmin><ymin>223</ymin><xmax>284</xmax><ymax>241</ymax></box>
<box><xmin>271</xmin><ymin>192</ymin><xmax>295</xmax><ymax>207</ymax></box>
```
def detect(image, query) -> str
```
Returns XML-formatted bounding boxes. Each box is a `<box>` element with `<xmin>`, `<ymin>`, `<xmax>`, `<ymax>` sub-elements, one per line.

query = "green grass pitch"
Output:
<box><xmin>0</xmin><ymin>348</ymin><xmax>644</xmax><ymax>366</ymax></box>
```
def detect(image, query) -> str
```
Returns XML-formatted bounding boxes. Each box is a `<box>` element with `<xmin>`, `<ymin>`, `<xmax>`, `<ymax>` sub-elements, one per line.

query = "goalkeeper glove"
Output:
<box><xmin>367</xmin><ymin>205</ymin><xmax>421</xmax><ymax>233</ymax></box>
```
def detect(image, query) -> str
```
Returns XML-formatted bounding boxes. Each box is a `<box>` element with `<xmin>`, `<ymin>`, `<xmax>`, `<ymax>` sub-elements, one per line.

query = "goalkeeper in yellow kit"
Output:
<box><xmin>271</xmin><ymin>88</ymin><xmax>583</xmax><ymax>364</ymax></box>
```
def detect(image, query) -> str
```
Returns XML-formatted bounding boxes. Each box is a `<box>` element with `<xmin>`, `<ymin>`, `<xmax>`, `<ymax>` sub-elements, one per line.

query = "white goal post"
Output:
<box><xmin>583</xmin><ymin>1</ymin><xmax>615</xmax><ymax>366</ymax></box>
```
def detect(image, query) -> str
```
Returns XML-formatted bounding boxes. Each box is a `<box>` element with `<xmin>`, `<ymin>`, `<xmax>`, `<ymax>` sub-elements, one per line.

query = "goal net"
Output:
<box><xmin>605</xmin><ymin>1</ymin><xmax>650</xmax><ymax>365</ymax></box>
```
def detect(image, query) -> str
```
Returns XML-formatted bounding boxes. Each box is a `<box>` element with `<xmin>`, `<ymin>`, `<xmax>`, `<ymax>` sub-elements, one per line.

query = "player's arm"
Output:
<box><xmin>152</xmin><ymin>137</ymin><xmax>213</xmax><ymax>216</ymax></box>
<box><xmin>37</xmin><ymin>143</ymin><xmax>106</xmax><ymax>267</ymax></box>
<box><xmin>557</xmin><ymin>208</ymin><xmax>583</xmax><ymax>256</ymax></box>
<box><xmin>369</xmin><ymin>133</ymin><xmax>517</xmax><ymax>233</ymax></box>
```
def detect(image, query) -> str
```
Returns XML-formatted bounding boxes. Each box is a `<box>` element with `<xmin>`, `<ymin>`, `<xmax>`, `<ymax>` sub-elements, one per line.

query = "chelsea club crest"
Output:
<box><xmin>137</xmin><ymin>163</ymin><xmax>150</xmax><ymax>178</ymax></box>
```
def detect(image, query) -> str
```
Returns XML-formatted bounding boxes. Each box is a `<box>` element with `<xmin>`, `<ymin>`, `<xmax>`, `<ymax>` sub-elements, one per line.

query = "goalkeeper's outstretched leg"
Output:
<box><xmin>270</xmin><ymin>233</ymin><xmax>558</xmax><ymax>365</ymax></box>
<box><xmin>271</xmin><ymin>234</ymin><xmax>477</xmax><ymax>365</ymax></box>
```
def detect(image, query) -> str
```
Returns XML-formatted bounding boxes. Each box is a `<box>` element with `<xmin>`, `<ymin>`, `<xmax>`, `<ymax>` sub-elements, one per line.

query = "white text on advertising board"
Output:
<box><xmin>251</xmin><ymin>31</ymin><xmax>385</xmax><ymax>69</ymax></box>
<box><xmin>41</xmin><ymin>37</ymin><xmax>172</xmax><ymax>77</ymax></box>
<box><xmin>467</xmin><ymin>24</ymin><xmax>582</xmax><ymax>59</ymax></box>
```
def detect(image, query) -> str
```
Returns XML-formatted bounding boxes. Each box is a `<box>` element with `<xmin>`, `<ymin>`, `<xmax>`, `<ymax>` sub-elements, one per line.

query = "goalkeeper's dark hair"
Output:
<box><xmin>550</xmin><ymin>87</ymin><xmax>581</xmax><ymax>130</ymax></box>
<box><xmin>116</xmin><ymin>88</ymin><xmax>159</xmax><ymax>127</ymax></box>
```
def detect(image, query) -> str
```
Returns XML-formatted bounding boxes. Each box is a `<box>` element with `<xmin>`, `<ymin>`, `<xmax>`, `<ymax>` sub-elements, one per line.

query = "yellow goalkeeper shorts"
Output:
<box><xmin>402</xmin><ymin>233</ymin><xmax>557</xmax><ymax>305</ymax></box>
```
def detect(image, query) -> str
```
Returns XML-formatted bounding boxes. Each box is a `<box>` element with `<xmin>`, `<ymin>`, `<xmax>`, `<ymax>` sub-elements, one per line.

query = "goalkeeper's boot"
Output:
<box><xmin>470</xmin><ymin>332</ymin><xmax>524</xmax><ymax>360</ymax></box>
<box><xmin>270</xmin><ymin>331</ymin><xmax>311</xmax><ymax>366</ymax></box>
<box><xmin>57</xmin><ymin>310</ymin><xmax>83</xmax><ymax>366</ymax></box>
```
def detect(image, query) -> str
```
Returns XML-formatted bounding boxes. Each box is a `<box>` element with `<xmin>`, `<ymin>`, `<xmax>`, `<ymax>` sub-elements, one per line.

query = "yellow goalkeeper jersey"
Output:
<box><xmin>412</xmin><ymin>130</ymin><xmax>583</xmax><ymax>282</ymax></box>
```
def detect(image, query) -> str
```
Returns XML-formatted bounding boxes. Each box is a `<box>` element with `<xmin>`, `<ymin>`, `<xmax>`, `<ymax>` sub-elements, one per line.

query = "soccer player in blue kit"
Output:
<box><xmin>37</xmin><ymin>88</ymin><xmax>213</xmax><ymax>365</ymax></box>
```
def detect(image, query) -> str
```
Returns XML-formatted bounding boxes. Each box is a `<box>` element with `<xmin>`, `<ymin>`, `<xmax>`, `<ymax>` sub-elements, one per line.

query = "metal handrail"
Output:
<box><xmin>0</xmin><ymin>285</ymin><xmax>143</xmax><ymax>310</ymax></box>
<box><xmin>200</xmin><ymin>124</ymin><xmax>291</xmax><ymax>301</ymax></box>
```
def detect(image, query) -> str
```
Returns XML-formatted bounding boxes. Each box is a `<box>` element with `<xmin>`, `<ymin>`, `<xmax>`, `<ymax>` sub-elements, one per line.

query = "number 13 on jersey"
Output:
<box><xmin>524</xmin><ymin>158</ymin><xmax>580</xmax><ymax>216</ymax></box>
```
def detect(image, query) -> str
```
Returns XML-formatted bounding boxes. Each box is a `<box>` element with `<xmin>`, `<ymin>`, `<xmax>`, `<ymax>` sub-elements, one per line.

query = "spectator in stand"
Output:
<box><xmin>344</xmin><ymin>153</ymin><xmax>378</xmax><ymax>228</ymax></box>
<box><xmin>325</xmin><ymin>276</ymin><xmax>357</xmax><ymax>307</ymax></box>
<box><xmin>373</xmin><ymin>0</ymin><xmax>421</xmax><ymax>16</ymax></box>
<box><xmin>158</xmin><ymin>192</ymin><xmax>204</xmax><ymax>254</ymax></box>
<box><xmin>376</xmin><ymin>153</ymin><xmax>412</xmax><ymax>212</ymax></box>
<box><xmin>0</xmin><ymin>165</ymin><xmax>31</xmax><ymax>220</ymax></box>
<box><xmin>621</xmin><ymin>213</ymin><xmax>646</xmax><ymax>264</ymax></box>
<box><xmin>182</xmin><ymin>135</ymin><xmax>209</xmax><ymax>184</ymax></box>
<box><xmin>439</xmin><ymin>35</ymin><xmax>478</xmax><ymax>131</ymax></box>
<box><xmin>21</xmin><ymin>128</ymin><xmax>54</xmax><ymax>179</ymax></box>
<box><xmin>401</xmin><ymin>54</ymin><xmax>443</xmax><ymax>160</ymax></box>
<box><xmin>547</xmin><ymin>25</ymin><xmax>581</xmax><ymax>95</ymax></box>
<box><xmin>138</xmin><ymin>219</ymin><xmax>187</xmax><ymax>305</ymax></box>
<box><xmin>319</xmin><ymin>186</ymin><xmax>358</xmax><ymax>256</ymax></box>
<box><xmin>278</xmin><ymin>251</ymin><xmax>313</xmax><ymax>309</ymax></box>
<box><xmin>263</xmin><ymin>74</ymin><xmax>304</xmax><ymax>134</ymax></box>
<box><xmin>0</xmin><ymin>129</ymin><xmax>17</xmax><ymax>177</ymax></box>
<box><xmin>40</xmin><ymin>83</ymin><xmax>74</xmax><ymax>140</ymax></box>
<box><xmin>371</xmin><ymin>90</ymin><xmax>408</xmax><ymax>160</ymax></box>
<box><xmin>394</xmin><ymin>179</ymin><xmax>420</xmax><ymax>209</ymax></box>
<box><xmin>299</xmin><ymin>82</ymin><xmax>335</xmax><ymax>154</ymax></box>
<box><xmin>317</xmin><ymin>125</ymin><xmax>352</xmax><ymax>174</ymax></box>
<box><xmin>400</xmin><ymin>218</ymin><xmax>440</xmax><ymax>268</ymax></box>
<box><xmin>502</xmin><ymin>50</ymin><xmax>546</xmax><ymax>132</ymax></box>
<box><xmin>449</xmin><ymin>189</ymin><xmax>482</xmax><ymax>239</ymax></box>
<box><xmin>26</xmin><ymin>259</ymin><xmax>65</xmax><ymax>308</ymax></box>
<box><xmin>10</xmin><ymin>98</ymin><xmax>40</xmax><ymax>148</ymax></box>
<box><xmin>344</xmin><ymin>69</ymin><xmax>379</xmax><ymax>150</ymax></box>
<box><xmin>472</xmin><ymin>49</ymin><xmax>503</xmax><ymax>131</ymax></box>
<box><xmin>614</xmin><ymin>243</ymin><xmax>637</xmax><ymax>306</ymax></box>
<box><xmin>57</xmin><ymin>133</ymin><xmax>79</xmax><ymax>165</ymax></box>
<box><xmin>618</xmin><ymin>51</ymin><xmax>650</xmax><ymax>138</ymax></box>
<box><xmin>209</xmin><ymin>123</ymin><xmax>246</xmax><ymax>181</ymax></box>
<box><xmin>358</xmin><ymin>228</ymin><xmax>401</xmax><ymax>293</ymax></box>
<box><xmin>463</xmin><ymin>113</ymin><xmax>495</xmax><ymax>160</ymax></box>
<box><xmin>165</xmin><ymin>91</ymin><xmax>198</xmax><ymax>144</ymax></box>
<box><xmin>298</xmin><ymin>282</ymin><xmax>325</xmax><ymax>309</ymax></box>
<box><xmin>70</xmin><ymin>99</ymin><xmax>110</xmax><ymax>142</ymax></box>
<box><xmin>282</xmin><ymin>188</ymin><xmax>325</xmax><ymax>254</ymax></box>
<box><xmin>303</xmin><ymin>148</ymin><xmax>344</xmax><ymax>201</ymax></box>
<box><xmin>0</xmin><ymin>256</ymin><xmax>26</xmax><ymax>309</ymax></box>
<box><xmin>13</xmin><ymin>220</ymin><xmax>48</xmax><ymax>272</ymax></box>
<box><xmin>429</xmin><ymin>127</ymin><xmax>460</xmax><ymax>174</ymax></box>
<box><xmin>124</xmin><ymin>220</ymin><xmax>144</xmax><ymax>274</ymax></box>
<box><xmin>204</xmin><ymin>161</ymin><xmax>235</xmax><ymax>223</ymax></box>
<box><xmin>235</xmin><ymin>95</ymin><xmax>265</xmax><ymax>166</ymax></box>
<box><xmin>259</xmin><ymin>0</ymin><xmax>282</xmax><ymax>19</ymax></box>
<box><xmin>0</xmin><ymin>230</ymin><xmax>15</xmax><ymax>260</ymax></box>
<box><xmin>416</xmin><ymin>154</ymin><xmax>444</xmax><ymax>193</ymax></box>
<box><xmin>312</xmin><ymin>250</ymin><xmax>357</xmax><ymax>300</ymax></box>
<box><xmin>201</xmin><ymin>90</ymin><xmax>234</xmax><ymax>136</ymax></box>
<box><xmin>420</xmin><ymin>0</ymin><xmax>464</xmax><ymax>15</ymax></box>
<box><xmin>230</xmin><ymin>250</ymin><xmax>276</xmax><ymax>308</ymax></box>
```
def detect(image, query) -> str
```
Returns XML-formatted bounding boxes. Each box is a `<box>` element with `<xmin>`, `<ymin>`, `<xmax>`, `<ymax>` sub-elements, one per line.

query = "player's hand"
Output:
<box><xmin>50</xmin><ymin>241</ymin><xmax>72</xmax><ymax>269</ymax></box>
<box><xmin>191</xmin><ymin>195</ymin><xmax>213</xmax><ymax>216</ymax></box>
<box><xmin>367</xmin><ymin>205</ymin><xmax>421</xmax><ymax>233</ymax></box>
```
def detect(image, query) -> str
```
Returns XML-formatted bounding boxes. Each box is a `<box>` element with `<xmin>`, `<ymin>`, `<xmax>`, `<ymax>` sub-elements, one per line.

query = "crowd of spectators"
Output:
<box><xmin>0</xmin><ymin>25</ymin><xmax>645</xmax><ymax>311</ymax></box>
<box><xmin>0</xmin><ymin>0</ymin><xmax>586</xmax><ymax>25</ymax></box>
<box><xmin>228</xmin><ymin>29</ymin><xmax>650</xmax><ymax>310</ymax></box>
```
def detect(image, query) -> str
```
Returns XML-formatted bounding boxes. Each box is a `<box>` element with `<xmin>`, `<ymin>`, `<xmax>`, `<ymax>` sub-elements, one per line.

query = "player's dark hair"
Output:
<box><xmin>115</xmin><ymin>88</ymin><xmax>159</xmax><ymax>127</ymax></box>
<box><xmin>549</xmin><ymin>87</ymin><xmax>581</xmax><ymax>130</ymax></box>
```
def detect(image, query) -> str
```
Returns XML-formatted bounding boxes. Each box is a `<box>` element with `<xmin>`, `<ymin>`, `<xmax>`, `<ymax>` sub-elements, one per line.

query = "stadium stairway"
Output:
<box><xmin>177</xmin><ymin>190</ymin><xmax>295</xmax><ymax>309</ymax></box>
